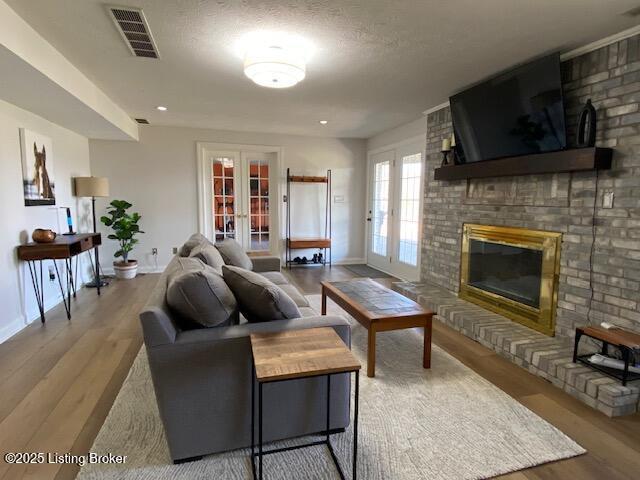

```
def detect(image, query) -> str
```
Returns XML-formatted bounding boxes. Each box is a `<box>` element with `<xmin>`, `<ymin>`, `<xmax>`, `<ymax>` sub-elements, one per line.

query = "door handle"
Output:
<box><xmin>366</xmin><ymin>218</ymin><xmax>371</xmax><ymax>222</ymax></box>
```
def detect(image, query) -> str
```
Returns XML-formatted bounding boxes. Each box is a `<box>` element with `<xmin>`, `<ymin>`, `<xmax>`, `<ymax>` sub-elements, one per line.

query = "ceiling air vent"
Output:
<box><xmin>107</xmin><ymin>6</ymin><xmax>160</xmax><ymax>58</ymax></box>
<box><xmin>135</xmin><ymin>118</ymin><xmax>149</xmax><ymax>124</ymax></box>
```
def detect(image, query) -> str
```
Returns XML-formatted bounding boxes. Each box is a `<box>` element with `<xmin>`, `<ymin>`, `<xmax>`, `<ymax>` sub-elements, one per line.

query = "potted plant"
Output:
<box><xmin>100</xmin><ymin>199</ymin><xmax>144</xmax><ymax>280</ymax></box>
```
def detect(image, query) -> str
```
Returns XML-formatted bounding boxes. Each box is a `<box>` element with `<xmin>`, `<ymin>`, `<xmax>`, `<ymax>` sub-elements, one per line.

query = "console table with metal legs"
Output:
<box><xmin>250</xmin><ymin>327</ymin><xmax>361</xmax><ymax>480</ymax></box>
<box><xmin>17</xmin><ymin>233</ymin><xmax>102</xmax><ymax>323</ymax></box>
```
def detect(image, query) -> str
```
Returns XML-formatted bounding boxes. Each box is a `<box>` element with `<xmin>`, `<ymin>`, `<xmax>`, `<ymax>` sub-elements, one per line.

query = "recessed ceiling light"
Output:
<box><xmin>156</xmin><ymin>105</ymin><xmax>167</xmax><ymax>111</ymax></box>
<box><xmin>319</xmin><ymin>120</ymin><xmax>328</xmax><ymax>125</ymax></box>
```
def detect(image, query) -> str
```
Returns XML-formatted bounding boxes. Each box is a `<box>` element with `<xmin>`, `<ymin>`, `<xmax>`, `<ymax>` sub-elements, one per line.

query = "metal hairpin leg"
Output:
<box><xmin>251</xmin><ymin>370</ymin><xmax>359</xmax><ymax>480</ymax></box>
<box><xmin>53</xmin><ymin>260</ymin><xmax>71</xmax><ymax>320</ymax></box>
<box><xmin>27</xmin><ymin>260</ymin><xmax>45</xmax><ymax>323</ymax></box>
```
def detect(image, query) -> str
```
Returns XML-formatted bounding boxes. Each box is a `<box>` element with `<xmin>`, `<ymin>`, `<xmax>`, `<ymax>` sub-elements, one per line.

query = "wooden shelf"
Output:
<box><xmin>287</xmin><ymin>238</ymin><xmax>331</xmax><ymax>249</ymax></box>
<box><xmin>288</xmin><ymin>175</ymin><xmax>328</xmax><ymax>183</ymax></box>
<box><xmin>433</xmin><ymin>147</ymin><xmax>613</xmax><ymax>181</ymax></box>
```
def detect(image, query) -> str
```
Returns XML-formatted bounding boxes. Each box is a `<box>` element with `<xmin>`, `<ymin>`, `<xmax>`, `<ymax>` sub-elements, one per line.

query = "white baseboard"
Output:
<box><xmin>0</xmin><ymin>317</ymin><xmax>30</xmax><ymax>344</ymax></box>
<box><xmin>1</xmin><ymin>289</ymin><xmax>66</xmax><ymax>344</ymax></box>
<box><xmin>100</xmin><ymin>265</ymin><xmax>167</xmax><ymax>276</ymax></box>
<box><xmin>332</xmin><ymin>257</ymin><xmax>366</xmax><ymax>265</ymax></box>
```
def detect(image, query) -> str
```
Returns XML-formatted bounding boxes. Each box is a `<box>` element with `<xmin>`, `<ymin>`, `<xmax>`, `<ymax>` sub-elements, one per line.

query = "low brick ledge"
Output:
<box><xmin>392</xmin><ymin>281</ymin><xmax>639</xmax><ymax>417</ymax></box>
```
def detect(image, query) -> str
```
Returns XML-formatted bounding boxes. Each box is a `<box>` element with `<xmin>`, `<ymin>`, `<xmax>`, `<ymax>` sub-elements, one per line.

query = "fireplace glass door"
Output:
<box><xmin>468</xmin><ymin>239</ymin><xmax>543</xmax><ymax>308</ymax></box>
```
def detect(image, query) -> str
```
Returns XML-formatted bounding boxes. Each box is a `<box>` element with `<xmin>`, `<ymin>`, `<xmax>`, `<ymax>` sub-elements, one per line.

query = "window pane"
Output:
<box><xmin>372</xmin><ymin>161</ymin><xmax>390</xmax><ymax>256</ymax></box>
<box><xmin>398</xmin><ymin>153</ymin><xmax>422</xmax><ymax>266</ymax></box>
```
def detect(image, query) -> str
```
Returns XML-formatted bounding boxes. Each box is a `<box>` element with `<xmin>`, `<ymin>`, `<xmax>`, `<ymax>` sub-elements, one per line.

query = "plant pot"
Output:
<box><xmin>113</xmin><ymin>260</ymin><xmax>138</xmax><ymax>280</ymax></box>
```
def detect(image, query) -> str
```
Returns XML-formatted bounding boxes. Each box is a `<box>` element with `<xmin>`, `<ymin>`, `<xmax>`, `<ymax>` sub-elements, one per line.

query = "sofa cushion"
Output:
<box><xmin>279</xmin><ymin>284</ymin><xmax>310</xmax><ymax>308</ymax></box>
<box><xmin>222</xmin><ymin>265</ymin><xmax>301</xmax><ymax>323</ymax></box>
<box><xmin>166</xmin><ymin>260</ymin><xmax>238</xmax><ymax>328</ymax></box>
<box><xmin>179</xmin><ymin>233</ymin><xmax>211</xmax><ymax>257</ymax></box>
<box><xmin>215</xmin><ymin>238</ymin><xmax>253</xmax><ymax>270</ymax></box>
<box><xmin>189</xmin><ymin>242</ymin><xmax>226</xmax><ymax>272</ymax></box>
<box><xmin>259</xmin><ymin>271</ymin><xmax>289</xmax><ymax>285</ymax></box>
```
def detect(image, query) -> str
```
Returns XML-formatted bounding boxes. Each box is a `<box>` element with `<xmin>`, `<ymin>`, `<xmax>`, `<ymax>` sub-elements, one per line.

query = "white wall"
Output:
<box><xmin>89</xmin><ymin>126</ymin><xmax>367</xmax><ymax>271</ymax></box>
<box><xmin>0</xmin><ymin>98</ymin><xmax>91</xmax><ymax>343</ymax></box>
<box><xmin>367</xmin><ymin>116</ymin><xmax>427</xmax><ymax>152</ymax></box>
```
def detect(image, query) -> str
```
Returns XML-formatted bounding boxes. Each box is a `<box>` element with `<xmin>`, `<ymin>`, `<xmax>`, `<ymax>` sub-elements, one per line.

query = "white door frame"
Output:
<box><xmin>365</xmin><ymin>134</ymin><xmax>426</xmax><ymax>281</ymax></box>
<box><xmin>196</xmin><ymin>142</ymin><xmax>283</xmax><ymax>256</ymax></box>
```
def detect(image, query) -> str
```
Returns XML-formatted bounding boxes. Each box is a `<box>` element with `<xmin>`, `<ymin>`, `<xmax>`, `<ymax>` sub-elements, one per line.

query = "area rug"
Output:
<box><xmin>342</xmin><ymin>263</ymin><xmax>393</xmax><ymax>278</ymax></box>
<box><xmin>76</xmin><ymin>295</ymin><xmax>584</xmax><ymax>480</ymax></box>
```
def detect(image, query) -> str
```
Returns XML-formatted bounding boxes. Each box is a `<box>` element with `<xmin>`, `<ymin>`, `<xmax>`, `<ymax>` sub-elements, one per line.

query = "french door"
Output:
<box><xmin>199</xmin><ymin>147</ymin><xmax>277</xmax><ymax>253</ymax></box>
<box><xmin>366</xmin><ymin>142</ymin><xmax>424</xmax><ymax>280</ymax></box>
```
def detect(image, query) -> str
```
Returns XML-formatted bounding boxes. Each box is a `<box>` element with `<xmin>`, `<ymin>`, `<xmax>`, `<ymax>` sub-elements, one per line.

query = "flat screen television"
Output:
<box><xmin>450</xmin><ymin>53</ymin><xmax>566</xmax><ymax>163</ymax></box>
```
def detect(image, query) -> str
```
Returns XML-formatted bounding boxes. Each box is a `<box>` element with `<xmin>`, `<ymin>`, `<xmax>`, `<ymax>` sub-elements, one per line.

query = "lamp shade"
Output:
<box><xmin>74</xmin><ymin>177</ymin><xmax>109</xmax><ymax>197</ymax></box>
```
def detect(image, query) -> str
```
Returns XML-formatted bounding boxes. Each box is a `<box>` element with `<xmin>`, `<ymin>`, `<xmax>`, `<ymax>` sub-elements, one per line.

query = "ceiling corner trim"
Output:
<box><xmin>560</xmin><ymin>24</ymin><xmax>640</xmax><ymax>61</ymax></box>
<box><xmin>0</xmin><ymin>0</ymin><xmax>138</xmax><ymax>140</ymax></box>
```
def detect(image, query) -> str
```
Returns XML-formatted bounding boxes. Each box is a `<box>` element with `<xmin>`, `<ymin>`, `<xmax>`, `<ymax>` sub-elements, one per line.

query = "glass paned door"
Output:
<box><xmin>367</xmin><ymin>150</ymin><xmax>394</xmax><ymax>271</ymax></box>
<box><xmin>212</xmin><ymin>156</ymin><xmax>237</xmax><ymax>241</ymax></box>
<box><xmin>366</xmin><ymin>143</ymin><xmax>423</xmax><ymax>280</ymax></box>
<box><xmin>397</xmin><ymin>153</ymin><xmax>422</xmax><ymax>267</ymax></box>
<box><xmin>247</xmin><ymin>154</ymin><xmax>271</xmax><ymax>251</ymax></box>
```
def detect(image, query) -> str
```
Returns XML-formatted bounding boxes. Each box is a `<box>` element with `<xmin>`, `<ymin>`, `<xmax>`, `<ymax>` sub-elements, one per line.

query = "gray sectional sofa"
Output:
<box><xmin>139</xmin><ymin>235</ymin><xmax>352</xmax><ymax>463</ymax></box>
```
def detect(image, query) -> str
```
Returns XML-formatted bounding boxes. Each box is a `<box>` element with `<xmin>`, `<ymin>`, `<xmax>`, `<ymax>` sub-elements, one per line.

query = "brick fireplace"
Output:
<box><xmin>392</xmin><ymin>34</ymin><xmax>640</xmax><ymax>416</ymax></box>
<box><xmin>421</xmin><ymin>33</ymin><xmax>640</xmax><ymax>339</ymax></box>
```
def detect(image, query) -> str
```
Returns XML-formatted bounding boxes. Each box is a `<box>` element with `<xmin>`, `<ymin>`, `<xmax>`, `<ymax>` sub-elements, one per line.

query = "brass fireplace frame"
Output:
<box><xmin>459</xmin><ymin>224</ymin><xmax>562</xmax><ymax>336</ymax></box>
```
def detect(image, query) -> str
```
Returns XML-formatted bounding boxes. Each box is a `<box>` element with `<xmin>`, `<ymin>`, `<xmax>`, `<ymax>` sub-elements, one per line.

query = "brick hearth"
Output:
<box><xmin>393</xmin><ymin>281</ymin><xmax>640</xmax><ymax>417</ymax></box>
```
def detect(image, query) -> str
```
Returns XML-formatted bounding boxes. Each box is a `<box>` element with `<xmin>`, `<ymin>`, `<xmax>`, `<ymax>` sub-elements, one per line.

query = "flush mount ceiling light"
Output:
<box><xmin>156</xmin><ymin>105</ymin><xmax>167</xmax><ymax>111</ymax></box>
<box><xmin>239</xmin><ymin>32</ymin><xmax>311</xmax><ymax>89</ymax></box>
<box><xmin>319</xmin><ymin>120</ymin><xmax>328</xmax><ymax>125</ymax></box>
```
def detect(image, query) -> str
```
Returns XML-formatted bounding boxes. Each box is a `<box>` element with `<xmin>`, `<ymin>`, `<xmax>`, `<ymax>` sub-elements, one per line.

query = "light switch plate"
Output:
<box><xmin>334</xmin><ymin>195</ymin><xmax>345</xmax><ymax>203</ymax></box>
<box><xmin>603</xmin><ymin>190</ymin><xmax>614</xmax><ymax>209</ymax></box>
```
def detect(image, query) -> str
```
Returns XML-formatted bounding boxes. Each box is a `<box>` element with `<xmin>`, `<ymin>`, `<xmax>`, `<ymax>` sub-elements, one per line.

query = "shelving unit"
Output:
<box><xmin>286</xmin><ymin>168</ymin><xmax>332</xmax><ymax>267</ymax></box>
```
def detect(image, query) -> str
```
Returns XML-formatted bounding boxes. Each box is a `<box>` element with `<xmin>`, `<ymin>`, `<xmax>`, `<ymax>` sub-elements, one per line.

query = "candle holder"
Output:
<box><xmin>441</xmin><ymin>149</ymin><xmax>451</xmax><ymax>166</ymax></box>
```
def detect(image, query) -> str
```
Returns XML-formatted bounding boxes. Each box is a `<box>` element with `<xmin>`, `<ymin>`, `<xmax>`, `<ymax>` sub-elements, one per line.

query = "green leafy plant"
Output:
<box><xmin>100</xmin><ymin>200</ymin><xmax>144</xmax><ymax>263</ymax></box>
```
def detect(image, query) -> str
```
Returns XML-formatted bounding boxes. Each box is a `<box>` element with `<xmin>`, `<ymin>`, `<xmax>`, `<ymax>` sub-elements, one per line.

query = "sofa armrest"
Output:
<box><xmin>251</xmin><ymin>255</ymin><xmax>281</xmax><ymax>272</ymax></box>
<box><xmin>173</xmin><ymin>315</ymin><xmax>350</xmax><ymax>346</ymax></box>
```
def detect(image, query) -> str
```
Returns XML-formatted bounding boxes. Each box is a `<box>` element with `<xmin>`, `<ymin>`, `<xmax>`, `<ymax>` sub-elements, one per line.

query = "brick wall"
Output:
<box><xmin>422</xmin><ymin>34</ymin><xmax>640</xmax><ymax>337</ymax></box>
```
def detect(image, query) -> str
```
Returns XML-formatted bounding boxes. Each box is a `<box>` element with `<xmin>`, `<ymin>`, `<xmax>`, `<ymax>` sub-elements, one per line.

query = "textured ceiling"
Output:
<box><xmin>6</xmin><ymin>0</ymin><xmax>640</xmax><ymax>138</ymax></box>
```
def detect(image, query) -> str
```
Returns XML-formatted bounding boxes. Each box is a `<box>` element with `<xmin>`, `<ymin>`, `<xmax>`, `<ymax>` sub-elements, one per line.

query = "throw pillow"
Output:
<box><xmin>222</xmin><ymin>265</ymin><xmax>301</xmax><ymax>323</ymax></box>
<box><xmin>178</xmin><ymin>233</ymin><xmax>211</xmax><ymax>257</ymax></box>
<box><xmin>167</xmin><ymin>261</ymin><xmax>238</xmax><ymax>328</ymax></box>
<box><xmin>189</xmin><ymin>242</ymin><xmax>226</xmax><ymax>272</ymax></box>
<box><xmin>215</xmin><ymin>238</ymin><xmax>253</xmax><ymax>270</ymax></box>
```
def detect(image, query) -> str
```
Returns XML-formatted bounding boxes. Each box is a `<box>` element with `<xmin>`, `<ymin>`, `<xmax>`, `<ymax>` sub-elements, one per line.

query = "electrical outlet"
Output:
<box><xmin>603</xmin><ymin>190</ymin><xmax>614</xmax><ymax>209</ymax></box>
<box><xmin>172</xmin><ymin>247</ymin><xmax>178</xmax><ymax>254</ymax></box>
<box><xmin>152</xmin><ymin>247</ymin><xmax>158</xmax><ymax>255</ymax></box>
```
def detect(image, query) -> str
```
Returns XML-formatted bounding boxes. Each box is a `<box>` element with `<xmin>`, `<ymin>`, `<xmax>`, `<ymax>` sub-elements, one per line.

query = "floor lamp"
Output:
<box><xmin>74</xmin><ymin>176</ymin><xmax>110</xmax><ymax>288</ymax></box>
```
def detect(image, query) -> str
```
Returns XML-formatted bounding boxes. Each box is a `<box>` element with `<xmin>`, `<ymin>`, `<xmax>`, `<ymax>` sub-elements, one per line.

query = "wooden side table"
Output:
<box><xmin>17</xmin><ymin>233</ymin><xmax>102</xmax><ymax>323</ymax></box>
<box><xmin>250</xmin><ymin>327</ymin><xmax>361</xmax><ymax>480</ymax></box>
<box><xmin>573</xmin><ymin>325</ymin><xmax>640</xmax><ymax>386</ymax></box>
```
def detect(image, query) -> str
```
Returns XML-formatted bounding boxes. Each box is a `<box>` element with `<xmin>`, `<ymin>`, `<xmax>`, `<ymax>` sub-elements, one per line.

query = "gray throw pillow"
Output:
<box><xmin>215</xmin><ymin>238</ymin><xmax>253</xmax><ymax>270</ymax></box>
<box><xmin>189</xmin><ymin>242</ymin><xmax>226</xmax><ymax>272</ymax></box>
<box><xmin>222</xmin><ymin>265</ymin><xmax>301</xmax><ymax>323</ymax></box>
<box><xmin>178</xmin><ymin>233</ymin><xmax>211</xmax><ymax>257</ymax></box>
<box><xmin>167</xmin><ymin>261</ymin><xmax>238</xmax><ymax>328</ymax></box>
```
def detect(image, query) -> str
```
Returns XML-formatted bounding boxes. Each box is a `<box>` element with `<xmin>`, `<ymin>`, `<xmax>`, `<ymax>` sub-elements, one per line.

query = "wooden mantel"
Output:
<box><xmin>433</xmin><ymin>147</ymin><xmax>613</xmax><ymax>181</ymax></box>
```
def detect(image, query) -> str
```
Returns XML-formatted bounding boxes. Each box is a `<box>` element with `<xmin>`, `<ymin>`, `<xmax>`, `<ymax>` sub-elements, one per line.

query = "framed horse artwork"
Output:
<box><xmin>20</xmin><ymin>128</ymin><xmax>56</xmax><ymax>206</ymax></box>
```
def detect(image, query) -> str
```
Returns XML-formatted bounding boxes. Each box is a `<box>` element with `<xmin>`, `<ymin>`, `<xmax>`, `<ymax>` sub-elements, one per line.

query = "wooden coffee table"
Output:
<box><xmin>250</xmin><ymin>327</ymin><xmax>361</xmax><ymax>480</ymax></box>
<box><xmin>321</xmin><ymin>279</ymin><xmax>434</xmax><ymax>377</ymax></box>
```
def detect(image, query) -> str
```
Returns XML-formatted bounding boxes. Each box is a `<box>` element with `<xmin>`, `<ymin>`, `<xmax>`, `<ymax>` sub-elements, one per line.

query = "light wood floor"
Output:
<box><xmin>0</xmin><ymin>266</ymin><xmax>638</xmax><ymax>480</ymax></box>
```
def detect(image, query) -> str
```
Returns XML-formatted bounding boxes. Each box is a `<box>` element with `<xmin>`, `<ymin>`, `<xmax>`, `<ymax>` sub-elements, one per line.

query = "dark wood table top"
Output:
<box><xmin>17</xmin><ymin>233</ymin><xmax>101</xmax><ymax>261</ymax></box>
<box><xmin>578</xmin><ymin>326</ymin><xmax>640</xmax><ymax>349</ymax></box>
<box><xmin>321</xmin><ymin>278</ymin><xmax>432</xmax><ymax>321</ymax></box>
<box><xmin>250</xmin><ymin>327</ymin><xmax>361</xmax><ymax>383</ymax></box>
